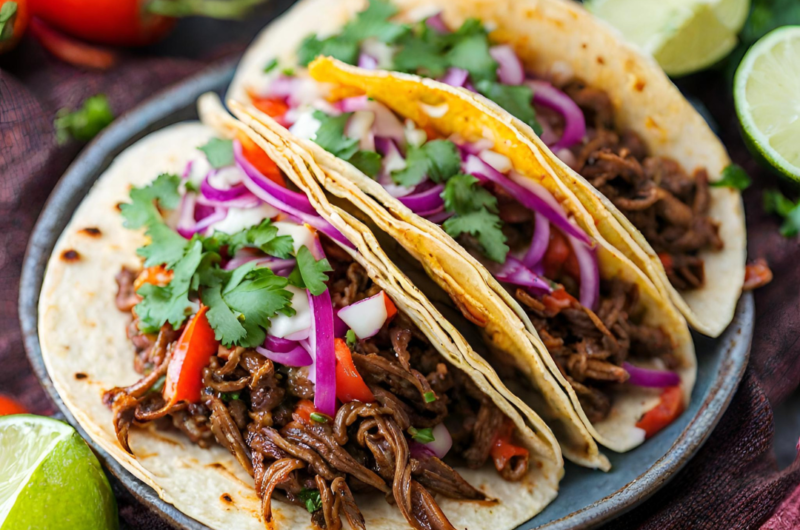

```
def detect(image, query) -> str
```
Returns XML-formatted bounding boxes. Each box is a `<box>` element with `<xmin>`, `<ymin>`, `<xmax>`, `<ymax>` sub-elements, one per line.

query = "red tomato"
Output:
<box><xmin>743</xmin><ymin>259</ymin><xmax>772</xmax><ymax>291</ymax></box>
<box><xmin>543</xmin><ymin>229</ymin><xmax>571</xmax><ymax>279</ymax></box>
<box><xmin>0</xmin><ymin>0</ymin><xmax>30</xmax><ymax>54</ymax></box>
<box><xmin>31</xmin><ymin>0</ymin><xmax>175</xmax><ymax>47</ymax></box>
<box><xmin>635</xmin><ymin>386</ymin><xmax>684</xmax><ymax>439</ymax></box>
<box><xmin>163</xmin><ymin>306</ymin><xmax>219</xmax><ymax>406</ymax></box>
<box><xmin>294</xmin><ymin>399</ymin><xmax>316</xmax><ymax>423</ymax></box>
<box><xmin>0</xmin><ymin>395</ymin><xmax>28</xmax><ymax>416</ymax></box>
<box><xmin>542</xmin><ymin>287</ymin><xmax>575</xmax><ymax>314</ymax></box>
<box><xmin>490</xmin><ymin>421</ymin><xmax>528</xmax><ymax>473</ymax></box>
<box><xmin>134</xmin><ymin>265</ymin><xmax>173</xmax><ymax>292</ymax></box>
<box><xmin>248</xmin><ymin>93</ymin><xmax>290</xmax><ymax>121</ymax></box>
<box><xmin>334</xmin><ymin>338</ymin><xmax>374</xmax><ymax>404</ymax></box>
<box><xmin>237</xmin><ymin>131</ymin><xmax>286</xmax><ymax>188</ymax></box>
<box><xmin>28</xmin><ymin>18</ymin><xmax>116</xmax><ymax>69</ymax></box>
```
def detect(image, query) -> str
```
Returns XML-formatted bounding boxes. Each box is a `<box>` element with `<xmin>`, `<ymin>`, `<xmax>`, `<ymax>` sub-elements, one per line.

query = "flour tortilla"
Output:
<box><xmin>38</xmin><ymin>116</ymin><xmax>561</xmax><ymax>530</ymax></box>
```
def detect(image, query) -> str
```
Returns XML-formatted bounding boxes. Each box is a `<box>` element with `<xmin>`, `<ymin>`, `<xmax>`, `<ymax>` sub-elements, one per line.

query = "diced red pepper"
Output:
<box><xmin>294</xmin><ymin>399</ymin><xmax>317</xmax><ymax>423</ymax></box>
<box><xmin>542</xmin><ymin>287</ymin><xmax>576</xmax><ymax>314</ymax></box>
<box><xmin>334</xmin><ymin>338</ymin><xmax>374</xmax><ymax>404</ymax></box>
<box><xmin>249</xmin><ymin>94</ymin><xmax>289</xmax><ymax>121</ymax></box>
<box><xmin>743</xmin><ymin>259</ymin><xmax>773</xmax><ymax>291</ymax></box>
<box><xmin>133</xmin><ymin>265</ymin><xmax>173</xmax><ymax>292</ymax></box>
<box><xmin>236</xmin><ymin>131</ymin><xmax>286</xmax><ymax>188</ymax></box>
<box><xmin>382</xmin><ymin>292</ymin><xmax>398</xmax><ymax>321</ymax></box>
<box><xmin>163</xmin><ymin>306</ymin><xmax>219</xmax><ymax>406</ymax></box>
<box><xmin>0</xmin><ymin>395</ymin><xmax>28</xmax><ymax>416</ymax></box>
<box><xmin>490</xmin><ymin>420</ymin><xmax>529</xmax><ymax>473</ymax></box>
<box><xmin>635</xmin><ymin>385</ymin><xmax>684</xmax><ymax>439</ymax></box>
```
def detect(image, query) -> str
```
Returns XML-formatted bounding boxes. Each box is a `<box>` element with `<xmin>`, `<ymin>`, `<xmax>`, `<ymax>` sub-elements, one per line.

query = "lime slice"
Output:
<box><xmin>735</xmin><ymin>26</ymin><xmax>800</xmax><ymax>182</ymax></box>
<box><xmin>586</xmin><ymin>0</ymin><xmax>750</xmax><ymax>76</ymax></box>
<box><xmin>0</xmin><ymin>415</ymin><xmax>118</xmax><ymax>530</ymax></box>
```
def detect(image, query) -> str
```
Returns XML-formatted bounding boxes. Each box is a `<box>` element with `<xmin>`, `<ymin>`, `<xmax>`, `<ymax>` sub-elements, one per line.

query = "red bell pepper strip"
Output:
<box><xmin>294</xmin><ymin>399</ymin><xmax>317</xmax><ymax>423</ymax></box>
<box><xmin>236</xmin><ymin>131</ymin><xmax>286</xmax><ymax>188</ymax></box>
<box><xmin>542</xmin><ymin>287</ymin><xmax>576</xmax><ymax>314</ymax></box>
<box><xmin>334</xmin><ymin>338</ymin><xmax>374</xmax><ymax>404</ymax></box>
<box><xmin>490</xmin><ymin>421</ymin><xmax>529</xmax><ymax>473</ymax></box>
<box><xmin>0</xmin><ymin>394</ymin><xmax>28</xmax><ymax>416</ymax></box>
<box><xmin>163</xmin><ymin>306</ymin><xmax>219</xmax><ymax>406</ymax></box>
<box><xmin>635</xmin><ymin>385</ymin><xmax>685</xmax><ymax>439</ymax></box>
<box><xmin>382</xmin><ymin>292</ymin><xmax>397</xmax><ymax>321</ymax></box>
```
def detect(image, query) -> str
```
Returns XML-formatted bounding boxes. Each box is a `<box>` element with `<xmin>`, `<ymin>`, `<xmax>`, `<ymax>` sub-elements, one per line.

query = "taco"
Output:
<box><xmin>229</xmin><ymin>0</ymin><xmax>745</xmax><ymax>339</ymax></box>
<box><xmin>224</xmin><ymin>0</ymin><xmax>698</xmax><ymax>458</ymax></box>
<box><xmin>38</xmin><ymin>101</ymin><xmax>562</xmax><ymax>530</ymax></box>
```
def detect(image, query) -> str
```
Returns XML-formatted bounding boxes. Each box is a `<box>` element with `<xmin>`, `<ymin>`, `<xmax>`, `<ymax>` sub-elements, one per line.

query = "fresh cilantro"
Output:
<box><xmin>288</xmin><ymin>246</ymin><xmax>333</xmax><ymax>296</ymax></box>
<box><xmin>477</xmin><ymin>81</ymin><xmax>543</xmax><ymax>135</ymax></box>
<box><xmin>442</xmin><ymin>173</ymin><xmax>498</xmax><ymax>215</ymax></box>
<box><xmin>222</xmin><ymin>219</ymin><xmax>294</xmax><ymax>258</ymax></box>
<box><xmin>392</xmin><ymin>36</ymin><xmax>449</xmax><ymax>77</ymax></box>
<box><xmin>310</xmin><ymin>412</ymin><xmax>330</xmax><ymax>423</ymax></box>
<box><xmin>263</xmin><ymin>58</ymin><xmax>278</xmax><ymax>73</ymax></box>
<box><xmin>221</xmin><ymin>392</ymin><xmax>241</xmax><ymax>401</ymax></box>
<box><xmin>346</xmin><ymin>329</ymin><xmax>358</xmax><ymax>349</ymax></box>
<box><xmin>443</xmin><ymin>208</ymin><xmax>509</xmax><ymax>262</ymax></box>
<box><xmin>446</xmin><ymin>31</ymin><xmax>496</xmax><ymax>83</ymax></box>
<box><xmin>423</xmin><ymin>391</ymin><xmax>437</xmax><ymax>403</ymax></box>
<box><xmin>764</xmin><ymin>189</ymin><xmax>800</xmax><ymax>238</ymax></box>
<box><xmin>711</xmin><ymin>164</ymin><xmax>752</xmax><ymax>190</ymax></box>
<box><xmin>297</xmin><ymin>34</ymin><xmax>360</xmax><ymax>66</ymax></box>
<box><xmin>198</xmin><ymin>138</ymin><xmax>234</xmax><ymax>169</ymax></box>
<box><xmin>312</xmin><ymin>111</ymin><xmax>359</xmax><ymax>159</ymax></box>
<box><xmin>0</xmin><ymin>2</ymin><xmax>17</xmax><ymax>41</ymax></box>
<box><xmin>298</xmin><ymin>488</ymin><xmax>322</xmax><ymax>513</ymax></box>
<box><xmin>391</xmin><ymin>140</ymin><xmax>461</xmax><ymax>187</ymax></box>
<box><xmin>120</xmin><ymin>173</ymin><xmax>182</xmax><ymax>229</ymax></box>
<box><xmin>408</xmin><ymin>426</ymin><xmax>435</xmax><ymax>443</ymax></box>
<box><xmin>349</xmin><ymin>150</ymin><xmax>383</xmax><ymax>177</ymax></box>
<box><xmin>139</xmin><ymin>222</ymin><xmax>189</xmax><ymax>268</ymax></box>
<box><xmin>54</xmin><ymin>94</ymin><xmax>115</xmax><ymax>144</ymax></box>
<box><xmin>339</xmin><ymin>0</ymin><xmax>407</xmax><ymax>43</ymax></box>
<box><xmin>281</xmin><ymin>67</ymin><xmax>295</xmax><ymax>76</ymax></box>
<box><xmin>149</xmin><ymin>375</ymin><xmax>166</xmax><ymax>394</ymax></box>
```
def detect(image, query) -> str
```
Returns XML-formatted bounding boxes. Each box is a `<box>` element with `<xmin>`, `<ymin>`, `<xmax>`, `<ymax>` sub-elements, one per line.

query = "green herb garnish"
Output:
<box><xmin>198</xmin><ymin>138</ymin><xmax>234</xmax><ymax>169</ymax></box>
<box><xmin>711</xmin><ymin>164</ymin><xmax>752</xmax><ymax>190</ymax></box>
<box><xmin>764</xmin><ymin>189</ymin><xmax>800</xmax><ymax>237</ymax></box>
<box><xmin>298</xmin><ymin>488</ymin><xmax>323</xmax><ymax>513</ymax></box>
<box><xmin>423</xmin><ymin>391</ymin><xmax>437</xmax><ymax>403</ymax></box>
<box><xmin>288</xmin><ymin>246</ymin><xmax>333</xmax><ymax>296</ymax></box>
<box><xmin>310</xmin><ymin>412</ymin><xmax>330</xmax><ymax>423</ymax></box>
<box><xmin>55</xmin><ymin>94</ymin><xmax>115</xmax><ymax>144</ymax></box>
<box><xmin>263</xmin><ymin>58</ymin><xmax>278</xmax><ymax>73</ymax></box>
<box><xmin>408</xmin><ymin>426</ymin><xmax>435</xmax><ymax>443</ymax></box>
<box><xmin>346</xmin><ymin>329</ymin><xmax>358</xmax><ymax>349</ymax></box>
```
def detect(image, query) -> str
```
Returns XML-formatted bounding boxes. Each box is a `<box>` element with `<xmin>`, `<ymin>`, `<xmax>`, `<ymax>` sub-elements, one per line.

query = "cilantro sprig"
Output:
<box><xmin>198</xmin><ymin>138</ymin><xmax>234</xmax><ymax>169</ymax></box>
<box><xmin>298</xmin><ymin>488</ymin><xmax>323</xmax><ymax>513</ymax></box>
<box><xmin>711</xmin><ymin>164</ymin><xmax>752</xmax><ymax>190</ymax></box>
<box><xmin>288</xmin><ymin>246</ymin><xmax>334</xmax><ymax>296</ymax></box>
<box><xmin>54</xmin><ymin>94</ymin><xmax>115</xmax><ymax>144</ymax></box>
<box><xmin>764</xmin><ymin>189</ymin><xmax>800</xmax><ymax>238</ymax></box>
<box><xmin>311</xmin><ymin>110</ymin><xmax>383</xmax><ymax>177</ymax></box>
<box><xmin>391</xmin><ymin>140</ymin><xmax>461</xmax><ymax>187</ymax></box>
<box><xmin>441</xmin><ymin>174</ymin><xmax>508</xmax><ymax>262</ymax></box>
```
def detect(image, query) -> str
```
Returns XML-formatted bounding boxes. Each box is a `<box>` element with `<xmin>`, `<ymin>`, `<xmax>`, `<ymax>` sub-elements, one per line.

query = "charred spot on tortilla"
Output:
<box><xmin>60</xmin><ymin>249</ymin><xmax>80</xmax><ymax>262</ymax></box>
<box><xmin>634</xmin><ymin>80</ymin><xmax>646</xmax><ymax>92</ymax></box>
<box><xmin>596</xmin><ymin>56</ymin><xmax>605</xmax><ymax>65</ymax></box>
<box><xmin>75</xmin><ymin>372</ymin><xmax>88</xmax><ymax>380</ymax></box>
<box><xmin>220</xmin><ymin>493</ymin><xmax>233</xmax><ymax>504</ymax></box>
<box><xmin>115</xmin><ymin>202</ymin><xmax>124</xmax><ymax>212</ymax></box>
<box><xmin>79</xmin><ymin>227</ymin><xmax>102</xmax><ymax>237</ymax></box>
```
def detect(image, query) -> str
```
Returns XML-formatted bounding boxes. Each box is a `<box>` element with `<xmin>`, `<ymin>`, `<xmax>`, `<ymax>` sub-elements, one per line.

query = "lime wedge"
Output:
<box><xmin>586</xmin><ymin>0</ymin><xmax>750</xmax><ymax>76</ymax></box>
<box><xmin>0</xmin><ymin>415</ymin><xmax>118</xmax><ymax>530</ymax></box>
<box><xmin>735</xmin><ymin>26</ymin><xmax>800</xmax><ymax>182</ymax></box>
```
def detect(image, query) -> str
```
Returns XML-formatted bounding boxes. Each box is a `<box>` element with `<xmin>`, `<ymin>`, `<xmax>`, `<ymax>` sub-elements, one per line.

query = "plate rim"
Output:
<box><xmin>18</xmin><ymin>59</ymin><xmax>753</xmax><ymax>530</ymax></box>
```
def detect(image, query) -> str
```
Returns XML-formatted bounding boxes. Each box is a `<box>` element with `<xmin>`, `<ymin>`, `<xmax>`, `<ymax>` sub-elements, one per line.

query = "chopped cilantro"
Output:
<box><xmin>339</xmin><ymin>0</ymin><xmax>408</xmax><ymax>43</ymax></box>
<box><xmin>712</xmin><ymin>164</ymin><xmax>751</xmax><ymax>190</ymax></box>
<box><xmin>392</xmin><ymin>36</ymin><xmax>449</xmax><ymax>77</ymax></box>
<box><xmin>477</xmin><ymin>81</ymin><xmax>543</xmax><ymax>135</ymax></box>
<box><xmin>221</xmin><ymin>219</ymin><xmax>294</xmax><ymax>258</ymax></box>
<box><xmin>312</xmin><ymin>111</ymin><xmax>359</xmax><ymax>159</ymax></box>
<box><xmin>446</xmin><ymin>32</ymin><xmax>496</xmax><ymax>83</ymax></box>
<box><xmin>348</xmin><ymin>149</ymin><xmax>383</xmax><ymax>177</ymax></box>
<box><xmin>443</xmin><ymin>209</ymin><xmax>509</xmax><ymax>263</ymax></box>
<box><xmin>310</xmin><ymin>412</ymin><xmax>330</xmax><ymax>423</ymax></box>
<box><xmin>0</xmin><ymin>2</ymin><xmax>18</xmax><ymax>41</ymax></box>
<box><xmin>764</xmin><ymin>189</ymin><xmax>800</xmax><ymax>238</ymax></box>
<box><xmin>221</xmin><ymin>392</ymin><xmax>241</xmax><ymax>402</ymax></box>
<box><xmin>298</xmin><ymin>488</ymin><xmax>322</xmax><ymax>513</ymax></box>
<box><xmin>198</xmin><ymin>138</ymin><xmax>234</xmax><ymax>169</ymax></box>
<box><xmin>138</xmin><ymin>222</ymin><xmax>189</xmax><ymax>268</ymax></box>
<box><xmin>391</xmin><ymin>140</ymin><xmax>461</xmax><ymax>186</ymax></box>
<box><xmin>442</xmin><ymin>174</ymin><xmax>498</xmax><ymax>215</ymax></box>
<box><xmin>408</xmin><ymin>426</ymin><xmax>435</xmax><ymax>443</ymax></box>
<box><xmin>263</xmin><ymin>58</ymin><xmax>278</xmax><ymax>73</ymax></box>
<box><xmin>346</xmin><ymin>329</ymin><xmax>358</xmax><ymax>349</ymax></box>
<box><xmin>120</xmin><ymin>173</ymin><xmax>182</xmax><ymax>229</ymax></box>
<box><xmin>423</xmin><ymin>391</ymin><xmax>437</xmax><ymax>403</ymax></box>
<box><xmin>281</xmin><ymin>67</ymin><xmax>295</xmax><ymax>76</ymax></box>
<box><xmin>288</xmin><ymin>246</ymin><xmax>333</xmax><ymax>296</ymax></box>
<box><xmin>54</xmin><ymin>94</ymin><xmax>115</xmax><ymax>144</ymax></box>
<box><xmin>297</xmin><ymin>34</ymin><xmax>360</xmax><ymax>66</ymax></box>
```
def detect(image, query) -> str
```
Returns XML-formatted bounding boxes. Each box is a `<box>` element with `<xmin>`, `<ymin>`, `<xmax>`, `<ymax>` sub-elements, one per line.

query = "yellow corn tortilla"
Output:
<box><xmin>38</xmin><ymin>100</ymin><xmax>564</xmax><ymax>530</ymax></box>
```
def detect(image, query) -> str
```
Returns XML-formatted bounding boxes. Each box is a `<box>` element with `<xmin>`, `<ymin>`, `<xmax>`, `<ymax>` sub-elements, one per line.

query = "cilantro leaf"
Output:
<box><xmin>263</xmin><ymin>58</ymin><xmax>278</xmax><ymax>73</ymax></box>
<box><xmin>298</xmin><ymin>488</ymin><xmax>322</xmax><ymax>513</ymax></box>
<box><xmin>120</xmin><ymin>173</ymin><xmax>181</xmax><ymax>229</ymax></box>
<box><xmin>224</xmin><ymin>219</ymin><xmax>295</xmax><ymax>258</ymax></box>
<box><xmin>349</xmin><ymin>150</ymin><xmax>383</xmax><ymax>177</ymax></box>
<box><xmin>288</xmin><ymin>246</ymin><xmax>333</xmax><ymax>296</ymax></box>
<box><xmin>477</xmin><ymin>81</ymin><xmax>543</xmax><ymax>135</ymax></box>
<box><xmin>392</xmin><ymin>36</ymin><xmax>449</xmax><ymax>77</ymax></box>
<box><xmin>138</xmin><ymin>222</ymin><xmax>189</xmax><ymax>268</ymax></box>
<box><xmin>203</xmin><ymin>283</ymin><xmax>247</xmax><ymax>345</ymax></box>
<box><xmin>442</xmin><ymin>174</ymin><xmax>498</xmax><ymax>215</ymax></box>
<box><xmin>764</xmin><ymin>189</ymin><xmax>800</xmax><ymax>238</ymax></box>
<box><xmin>446</xmin><ymin>30</ymin><xmax>496</xmax><ymax>83</ymax></box>
<box><xmin>223</xmin><ymin>268</ymin><xmax>294</xmax><ymax>348</ymax></box>
<box><xmin>443</xmin><ymin>209</ymin><xmax>509</xmax><ymax>262</ymax></box>
<box><xmin>198</xmin><ymin>138</ymin><xmax>234</xmax><ymax>168</ymax></box>
<box><xmin>312</xmin><ymin>111</ymin><xmax>359</xmax><ymax>159</ymax></box>
<box><xmin>297</xmin><ymin>34</ymin><xmax>360</xmax><ymax>66</ymax></box>
<box><xmin>408</xmin><ymin>426</ymin><xmax>435</xmax><ymax>443</ymax></box>
<box><xmin>391</xmin><ymin>145</ymin><xmax>430</xmax><ymax>187</ymax></box>
<box><xmin>54</xmin><ymin>94</ymin><xmax>114</xmax><ymax>144</ymax></box>
<box><xmin>0</xmin><ymin>2</ymin><xmax>17</xmax><ymax>41</ymax></box>
<box><xmin>340</xmin><ymin>0</ymin><xmax>407</xmax><ymax>43</ymax></box>
<box><xmin>391</xmin><ymin>140</ymin><xmax>461</xmax><ymax>186</ymax></box>
<box><xmin>711</xmin><ymin>164</ymin><xmax>751</xmax><ymax>190</ymax></box>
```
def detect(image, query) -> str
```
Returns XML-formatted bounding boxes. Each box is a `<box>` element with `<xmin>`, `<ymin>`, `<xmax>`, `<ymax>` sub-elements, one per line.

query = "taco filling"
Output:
<box><xmin>103</xmin><ymin>135</ymin><xmax>532</xmax><ymax>530</ymax></box>
<box><xmin>244</xmin><ymin>0</ymin><xmax>721</xmax><ymax>294</ymax></box>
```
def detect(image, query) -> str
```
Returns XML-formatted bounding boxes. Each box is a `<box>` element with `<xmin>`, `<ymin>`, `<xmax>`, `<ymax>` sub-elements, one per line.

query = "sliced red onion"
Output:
<box><xmin>333</xmin><ymin>309</ymin><xmax>349</xmax><ymax>338</ymax></box>
<box><xmin>409</xmin><ymin>441</ymin><xmax>435</xmax><ymax>459</ymax></box>
<box><xmin>440</xmin><ymin>67</ymin><xmax>468</xmax><ymax>88</ymax></box>
<box><xmin>337</xmin><ymin>97</ymin><xmax>405</xmax><ymax>145</ymax></box>
<box><xmin>623</xmin><ymin>362</ymin><xmax>681</xmax><ymax>388</ymax></box>
<box><xmin>426</xmin><ymin>209</ymin><xmax>454</xmax><ymax>224</ymax></box>
<box><xmin>201</xmin><ymin>172</ymin><xmax>247</xmax><ymax>202</ymax></box>
<box><xmin>493</xmin><ymin>256</ymin><xmax>552</xmax><ymax>295</ymax></box>
<box><xmin>376</xmin><ymin>137</ymin><xmax>415</xmax><ymax>197</ymax></box>
<box><xmin>177</xmin><ymin>192</ymin><xmax>197</xmax><ymax>233</ymax></box>
<box><xmin>462</xmin><ymin>154</ymin><xmax>590</xmax><ymax>245</ymax></box>
<box><xmin>285</xmin><ymin>327</ymin><xmax>310</xmax><ymax>341</ymax></box>
<box><xmin>358</xmin><ymin>52</ymin><xmax>378</xmax><ymax>70</ymax></box>
<box><xmin>256</xmin><ymin>344</ymin><xmax>313</xmax><ymax>367</ymax></box>
<box><xmin>425</xmin><ymin>13</ymin><xmax>450</xmax><ymax>34</ymax></box>
<box><xmin>457</xmin><ymin>137</ymin><xmax>495</xmax><ymax>155</ymax></box>
<box><xmin>523</xmin><ymin>212</ymin><xmax>550</xmax><ymax>269</ymax></box>
<box><xmin>308</xmin><ymin>288</ymin><xmax>336</xmax><ymax>416</ymax></box>
<box><xmin>397</xmin><ymin>184</ymin><xmax>444</xmax><ymax>213</ymax></box>
<box><xmin>422</xmin><ymin>424</ymin><xmax>453</xmax><ymax>459</ymax></box>
<box><xmin>338</xmin><ymin>292</ymin><xmax>389</xmax><ymax>339</ymax></box>
<box><xmin>526</xmin><ymin>80</ymin><xmax>586</xmax><ymax>150</ymax></box>
<box><xmin>176</xmin><ymin>192</ymin><xmax>228</xmax><ymax>238</ymax></box>
<box><xmin>537</xmin><ymin>118</ymin><xmax>560</xmax><ymax>146</ymax></box>
<box><xmin>181</xmin><ymin>161</ymin><xmax>194</xmax><ymax>179</ymax></box>
<box><xmin>489</xmin><ymin>45</ymin><xmax>524</xmax><ymax>85</ymax></box>
<box><xmin>196</xmin><ymin>191</ymin><xmax>261</xmax><ymax>209</ymax></box>
<box><xmin>264</xmin><ymin>335</ymin><xmax>300</xmax><ymax>353</ymax></box>
<box><xmin>568</xmin><ymin>233</ymin><xmax>599</xmax><ymax>311</ymax></box>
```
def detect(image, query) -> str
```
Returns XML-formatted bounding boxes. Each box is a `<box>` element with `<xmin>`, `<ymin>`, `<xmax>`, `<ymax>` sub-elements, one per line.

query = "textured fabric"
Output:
<box><xmin>0</xmin><ymin>27</ymin><xmax>798</xmax><ymax>530</ymax></box>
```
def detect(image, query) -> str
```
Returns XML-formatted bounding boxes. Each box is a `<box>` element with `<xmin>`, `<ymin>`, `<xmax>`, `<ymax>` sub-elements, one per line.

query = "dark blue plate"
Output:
<box><xmin>19</xmin><ymin>57</ymin><xmax>752</xmax><ymax>530</ymax></box>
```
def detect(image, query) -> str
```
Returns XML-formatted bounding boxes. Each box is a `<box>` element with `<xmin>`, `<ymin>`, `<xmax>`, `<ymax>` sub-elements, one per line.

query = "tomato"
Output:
<box><xmin>542</xmin><ymin>287</ymin><xmax>575</xmax><ymax>314</ymax></box>
<box><xmin>543</xmin><ymin>229</ymin><xmax>571</xmax><ymax>279</ymax></box>
<box><xmin>743</xmin><ymin>259</ymin><xmax>772</xmax><ymax>291</ymax></box>
<box><xmin>294</xmin><ymin>399</ymin><xmax>316</xmax><ymax>423</ymax></box>
<box><xmin>237</xmin><ymin>131</ymin><xmax>286</xmax><ymax>188</ymax></box>
<box><xmin>30</xmin><ymin>0</ymin><xmax>175</xmax><ymax>47</ymax></box>
<box><xmin>28</xmin><ymin>18</ymin><xmax>116</xmax><ymax>68</ymax></box>
<box><xmin>490</xmin><ymin>421</ymin><xmax>528</xmax><ymax>473</ymax></box>
<box><xmin>0</xmin><ymin>0</ymin><xmax>30</xmax><ymax>54</ymax></box>
<box><xmin>248</xmin><ymin>93</ymin><xmax>290</xmax><ymax>122</ymax></box>
<box><xmin>163</xmin><ymin>306</ymin><xmax>219</xmax><ymax>406</ymax></box>
<box><xmin>635</xmin><ymin>386</ymin><xmax>684</xmax><ymax>439</ymax></box>
<box><xmin>382</xmin><ymin>292</ymin><xmax>397</xmax><ymax>321</ymax></box>
<box><xmin>0</xmin><ymin>394</ymin><xmax>28</xmax><ymax>416</ymax></box>
<box><xmin>134</xmin><ymin>265</ymin><xmax>173</xmax><ymax>292</ymax></box>
<box><xmin>334</xmin><ymin>338</ymin><xmax>374</xmax><ymax>404</ymax></box>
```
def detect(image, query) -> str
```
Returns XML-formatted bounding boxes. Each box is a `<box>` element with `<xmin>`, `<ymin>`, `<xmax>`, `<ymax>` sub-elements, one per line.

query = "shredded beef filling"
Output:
<box><xmin>536</xmin><ymin>79</ymin><xmax>723</xmax><ymax>292</ymax></box>
<box><xmin>107</xmin><ymin>249</ymin><xmax>527</xmax><ymax>530</ymax></box>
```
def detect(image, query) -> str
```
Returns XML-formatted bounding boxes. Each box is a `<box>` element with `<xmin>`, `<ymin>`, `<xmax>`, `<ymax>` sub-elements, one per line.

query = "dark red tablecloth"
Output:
<box><xmin>1</xmin><ymin>19</ymin><xmax>799</xmax><ymax>530</ymax></box>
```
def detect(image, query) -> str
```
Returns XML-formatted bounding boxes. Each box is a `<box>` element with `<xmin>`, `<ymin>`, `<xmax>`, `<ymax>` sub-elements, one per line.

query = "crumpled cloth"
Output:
<box><xmin>1</xmin><ymin>28</ymin><xmax>798</xmax><ymax>530</ymax></box>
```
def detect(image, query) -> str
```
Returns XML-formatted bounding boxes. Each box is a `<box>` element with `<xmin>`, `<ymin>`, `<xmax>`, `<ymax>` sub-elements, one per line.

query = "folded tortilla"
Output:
<box><xmin>38</xmin><ymin>104</ymin><xmax>562</xmax><ymax>530</ymax></box>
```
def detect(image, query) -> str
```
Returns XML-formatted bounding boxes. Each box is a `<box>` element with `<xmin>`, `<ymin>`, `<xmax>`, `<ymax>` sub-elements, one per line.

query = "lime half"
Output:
<box><xmin>735</xmin><ymin>26</ymin><xmax>800</xmax><ymax>182</ymax></box>
<box><xmin>586</xmin><ymin>0</ymin><xmax>750</xmax><ymax>76</ymax></box>
<box><xmin>0</xmin><ymin>415</ymin><xmax>118</xmax><ymax>530</ymax></box>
